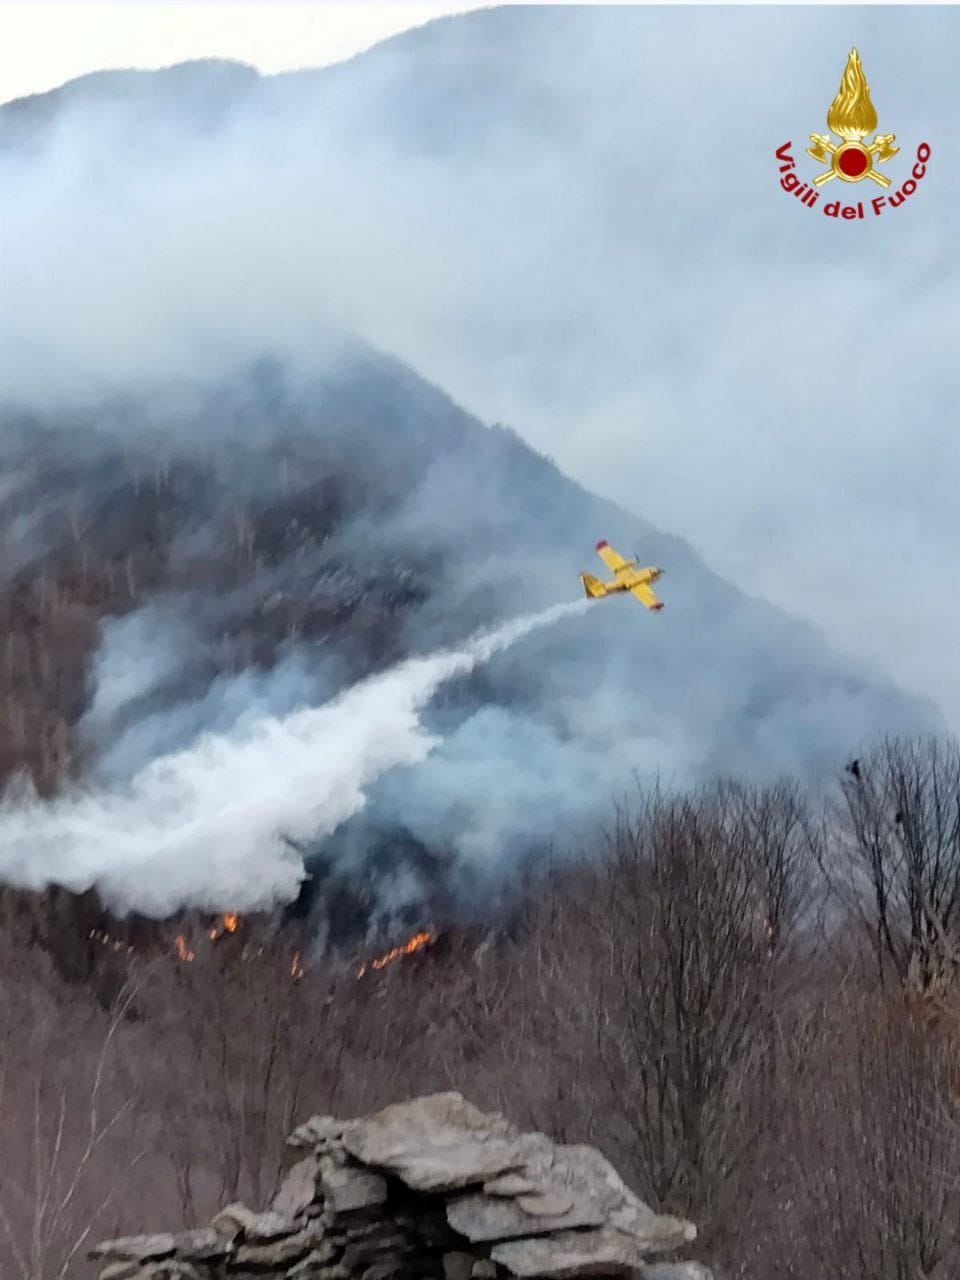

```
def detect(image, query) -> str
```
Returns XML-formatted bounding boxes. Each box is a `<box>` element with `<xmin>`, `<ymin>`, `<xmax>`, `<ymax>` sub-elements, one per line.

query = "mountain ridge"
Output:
<box><xmin>0</xmin><ymin>344</ymin><xmax>935</xmax><ymax>806</ymax></box>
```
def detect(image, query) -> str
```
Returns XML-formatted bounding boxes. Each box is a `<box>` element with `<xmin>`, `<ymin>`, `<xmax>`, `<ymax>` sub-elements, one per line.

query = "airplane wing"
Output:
<box><xmin>595</xmin><ymin>540</ymin><xmax>630</xmax><ymax>573</ymax></box>
<box><xmin>631</xmin><ymin>582</ymin><xmax>664</xmax><ymax>611</ymax></box>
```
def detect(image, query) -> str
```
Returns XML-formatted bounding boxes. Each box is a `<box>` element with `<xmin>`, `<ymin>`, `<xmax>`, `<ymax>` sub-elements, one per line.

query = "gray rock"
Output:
<box><xmin>443</xmin><ymin>1250</ymin><xmax>476</xmax><ymax>1280</ymax></box>
<box><xmin>141</xmin><ymin>1265</ymin><xmax>204</xmax><ymax>1280</ymax></box>
<box><xmin>340</xmin><ymin>1093</ymin><xmax>537</xmax><ymax>1192</ymax></box>
<box><xmin>98</xmin><ymin>1264</ymin><xmax>142</xmax><ymax>1280</ymax></box>
<box><xmin>482</xmin><ymin>1175</ymin><xmax>541</xmax><ymax>1197</ymax></box>
<box><xmin>547</xmin><ymin>1144</ymin><xmax>641</xmax><ymax>1215</ymax></box>
<box><xmin>288</xmin><ymin>1116</ymin><xmax>348</xmax><ymax>1150</ymax></box>
<box><xmin>516</xmin><ymin>1191</ymin><xmax>575</xmax><ymax>1217</ymax></box>
<box><xmin>383</xmin><ymin>1140</ymin><xmax>529</xmax><ymax>1192</ymax></box>
<box><xmin>89</xmin><ymin>1094</ymin><xmax>709</xmax><ymax>1280</ymax></box>
<box><xmin>286</xmin><ymin>1253</ymin><xmax>338</xmax><ymax>1280</ymax></box>
<box><xmin>302</xmin><ymin>1237</ymin><xmax>339</xmax><ymax>1266</ymax></box>
<box><xmin>454</xmin><ymin>1141</ymin><xmax>691</xmax><ymax>1249</ymax></box>
<box><xmin>273</xmin><ymin>1157</ymin><xmax>320</xmax><ymax>1220</ymax></box>
<box><xmin>491</xmin><ymin>1223</ymin><xmax>696</xmax><ymax>1279</ymax></box>
<box><xmin>320</xmin><ymin>1159</ymin><xmax>388</xmax><ymax>1213</ymax></box>
<box><xmin>90</xmin><ymin>1234</ymin><xmax>177</xmax><ymax>1262</ymax></box>
<box><xmin>234</xmin><ymin>1227</ymin><xmax>323</xmax><ymax>1268</ymax></box>
<box><xmin>447</xmin><ymin>1191</ymin><xmax>605</xmax><ymax>1241</ymax></box>
<box><xmin>287</xmin><ymin>1267</ymin><xmax>349</xmax><ymax>1280</ymax></box>
<box><xmin>609</xmin><ymin>1204</ymin><xmax>697</xmax><ymax>1252</ymax></box>
<box><xmin>173</xmin><ymin>1227</ymin><xmax>228</xmax><ymax>1261</ymax></box>
<box><xmin>212</xmin><ymin>1203</ymin><xmax>296</xmax><ymax>1240</ymax></box>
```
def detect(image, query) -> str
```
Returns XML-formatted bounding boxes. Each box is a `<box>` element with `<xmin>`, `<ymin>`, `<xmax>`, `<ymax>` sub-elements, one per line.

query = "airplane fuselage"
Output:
<box><xmin>578</xmin><ymin>542</ymin><xmax>665</xmax><ymax>609</ymax></box>
<box><xmin>604</xmin><ymin>564</ymin><xmax>662</xmax><ymax>589</ymax></box>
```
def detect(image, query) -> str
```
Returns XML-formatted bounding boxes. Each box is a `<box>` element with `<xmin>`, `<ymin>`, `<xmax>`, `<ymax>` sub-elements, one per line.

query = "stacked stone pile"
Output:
<box><xmin>91</xmin><ymin>1093</ymin><xmax>711</xmax><ymax>1280</ymax></box>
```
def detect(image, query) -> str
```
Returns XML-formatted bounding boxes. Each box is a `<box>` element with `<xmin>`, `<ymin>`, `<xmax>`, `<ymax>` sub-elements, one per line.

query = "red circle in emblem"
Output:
<box><xmin>837</xmin><ymin>147</ymin><xmax>869</xmax><ymax>178</ymax></box>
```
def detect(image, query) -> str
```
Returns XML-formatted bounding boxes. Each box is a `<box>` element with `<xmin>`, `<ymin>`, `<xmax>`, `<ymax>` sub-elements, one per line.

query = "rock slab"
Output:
<box><xmin>92</xmin><ymin>1093</ymin><xmax>705</xmax><ymax>1280</ymax></box>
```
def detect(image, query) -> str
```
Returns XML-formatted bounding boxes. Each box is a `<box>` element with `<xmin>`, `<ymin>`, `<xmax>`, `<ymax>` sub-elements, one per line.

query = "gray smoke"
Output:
<box><xmin>0</xmin><ymin>9</ymin><xmax>946</xmax><ymax>923</ymax></box>
<box><xmin>0</xmin><ymin>601</ymin><xmax>589</xmax><ymax>915</ymax></box>
<box><xmin>2</xmin><ymin>8</ymin><xmax>954</xmax><ymax>722</ymax></box>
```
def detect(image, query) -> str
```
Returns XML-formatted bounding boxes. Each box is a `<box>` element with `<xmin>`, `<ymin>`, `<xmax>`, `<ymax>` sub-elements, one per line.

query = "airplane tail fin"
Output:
<box><xmin>580</xmin><ymin>573</ymin><xmax>607</xmax><ymax>599</ymax></box>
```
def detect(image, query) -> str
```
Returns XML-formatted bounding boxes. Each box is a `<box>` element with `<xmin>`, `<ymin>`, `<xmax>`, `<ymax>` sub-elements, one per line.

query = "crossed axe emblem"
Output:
<box><xmin>806</xmin><ymin>133</ymin><xmax>900</xmax><ymax>187</ymax></box>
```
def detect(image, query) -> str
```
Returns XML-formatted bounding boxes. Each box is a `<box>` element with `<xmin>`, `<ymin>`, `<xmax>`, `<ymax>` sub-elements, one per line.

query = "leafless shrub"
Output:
<box><xmin>748</xmin><ymin>988</ymin><xmax>960</xmax><ymax>1280</ymax></box>
<box><xmin>0</xmin><ymin>944</ymin><xmax>147</xmax><ymax>1280</ymax></box>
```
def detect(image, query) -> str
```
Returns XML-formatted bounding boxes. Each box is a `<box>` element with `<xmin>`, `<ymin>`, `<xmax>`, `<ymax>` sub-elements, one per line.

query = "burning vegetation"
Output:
<box><xmin>208</xmin><ymin>912</ymin><xmax>239</xmax><ymax>941</ymax></box>
<box><xmin>174</xmin><ymin>934</ymin><xmax>195</xmax><ymax>963</ymax></box>
<box><xmin>86</xmin><ymin>903</ymin><xmax>437</xmax><ymax>985</ymax></box>
<box><xmin>356</xmin><ymin>929</ymin><xmax>436</xmax><ymax>978</ymax></box>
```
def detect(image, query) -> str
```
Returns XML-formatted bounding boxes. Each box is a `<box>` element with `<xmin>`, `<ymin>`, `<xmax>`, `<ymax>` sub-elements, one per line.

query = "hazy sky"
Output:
<box><xmin>0</xmin><ymin>3</ymin><xmax>492</xmax><ymax>105</ymax></box>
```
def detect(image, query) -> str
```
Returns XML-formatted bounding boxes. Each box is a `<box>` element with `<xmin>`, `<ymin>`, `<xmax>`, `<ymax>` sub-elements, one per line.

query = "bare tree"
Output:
<box><xmin>589</xmin><ymin>782</ymin><xmax>810</xmax><ymax>1250</ymax></box>
<box><xmin>0</xmin><ymin>948</ymin><xmax>146</xmax><ymax>1280</ymax></box>
<box><xmin>749</xmin><ymin>989</ymin><xmax>960</xmax><ymax>1280</ymax></box>
<box><xmin>145</xmin><ymin>924</ymin><xmax>359</xmax><ymax>1216</ymax></box>
<box><xmin>834</xmin><ymin>737</ymin><xmax>960</xmax><ymax>994</ymax></box>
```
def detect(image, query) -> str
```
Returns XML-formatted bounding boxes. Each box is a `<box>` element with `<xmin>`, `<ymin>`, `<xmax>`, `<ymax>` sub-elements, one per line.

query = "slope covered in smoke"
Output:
<box><xmin>0</xmin><ymin>343</ymin><xmax>935</xmax><ymax>921</ymax></box>
<box><xmin>0</xmin><ymin>25</ymin><xmax>939</xmax><ymax>922</ymax></box>
<box><xmin>5</xmin><ymin>6</ymin><xmax>956</xmax><ymax>731</ymax></box>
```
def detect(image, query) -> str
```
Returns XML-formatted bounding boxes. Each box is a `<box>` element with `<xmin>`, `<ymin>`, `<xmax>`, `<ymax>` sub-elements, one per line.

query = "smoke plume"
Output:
<box><xmin>3</xmin><ymin>7</ymin><xmax>954</xmax><ymax>722</ymax></box>
<box><xmin>0</xmin><ymin>10</ymin><xmax>944</xmax><ymax>927</ymax></box>
<box><xmin>0</xmin><ymin>600</ymin><xmax>588</xmax><ymax>916</ymax></box>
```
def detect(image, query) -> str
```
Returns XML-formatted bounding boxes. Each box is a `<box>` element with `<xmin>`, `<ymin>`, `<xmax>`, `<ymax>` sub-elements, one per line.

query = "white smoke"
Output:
<box><xmin>0</xmin><ymin>599</ymin><xmax>589</xmax><ymax>916</ymax></box>
<box><xmin>4</xmin><ymin>8</ymin><xmax>955</xmax><ymax>726</ymax></box>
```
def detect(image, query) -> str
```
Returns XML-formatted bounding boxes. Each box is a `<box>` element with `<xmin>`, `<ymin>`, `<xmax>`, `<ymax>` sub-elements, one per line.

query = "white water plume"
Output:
<box><xmin>0</xmin><ymin>599</ymin><xmax>590</xmax><ymax>916</ymax></box>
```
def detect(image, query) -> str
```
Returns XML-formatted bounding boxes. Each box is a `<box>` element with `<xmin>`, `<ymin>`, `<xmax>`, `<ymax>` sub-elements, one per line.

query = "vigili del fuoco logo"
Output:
<box><xmin>776</xmin><ymin>48</ymin><xmax>930</xmax><ymax>219</ymax></box>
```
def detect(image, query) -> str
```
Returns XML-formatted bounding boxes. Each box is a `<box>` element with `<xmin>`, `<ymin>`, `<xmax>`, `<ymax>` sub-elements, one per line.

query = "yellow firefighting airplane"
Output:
<box><xmin>579</xmin><ymin>541</ymin><xmax>665</xmax><ymax>611</ymax></box>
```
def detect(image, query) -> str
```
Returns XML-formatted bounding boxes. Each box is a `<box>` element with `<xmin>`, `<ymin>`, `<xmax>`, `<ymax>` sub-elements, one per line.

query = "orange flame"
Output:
<box><xmin>357</xmin><ymin>930</ymin><xmax>435</xmax><ymax>979</ymax></box>
<box><xmin>88</xmin><ymin>928</ymin><xmax>134</xmax><ymax>955</ymax></box>
<box><xmin>291</xmin><ymin>950</ymin><xmax>304</xmax><ymax>981</ymax></box>
<box><xmin>209</xmin><ymin>912</ymin><xmax>240</xmax><ymax>941</ymax></box>
<box><xmin>175</xmin><ymin>934</ymin><xmax>195</xmax><ymax>962</ymax></box>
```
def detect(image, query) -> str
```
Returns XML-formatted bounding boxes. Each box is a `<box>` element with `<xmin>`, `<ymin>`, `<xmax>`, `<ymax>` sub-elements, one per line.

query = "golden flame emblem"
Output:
<box><xmin>807</xmin><ymin>49</ymin><xmax>899</xmax><ymax>187</ymax></box>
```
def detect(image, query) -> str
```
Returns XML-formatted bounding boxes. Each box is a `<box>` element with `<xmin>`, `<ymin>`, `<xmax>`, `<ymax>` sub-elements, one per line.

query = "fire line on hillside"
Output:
<box><xmin>90</xmin><ymin>914</ymin><xmax>435</xmax><ymax>983</ymax></box>
<box><xmin>357</xmin><ymin>930</ymin><xmax>436</xmax><ymax>979</ymax></box>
